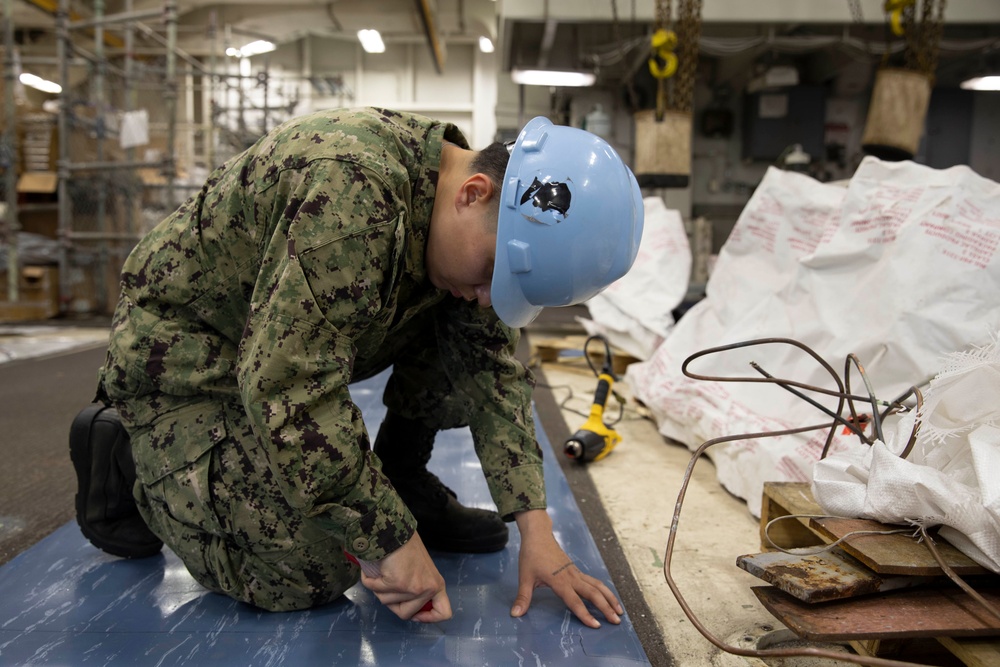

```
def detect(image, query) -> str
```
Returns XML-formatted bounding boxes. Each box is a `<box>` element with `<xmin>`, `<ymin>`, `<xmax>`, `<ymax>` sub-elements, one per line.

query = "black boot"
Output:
<box><xmin>373</xmin><ymin>412</ymin><xmax>509</xmax><ymax>553</ymax></box>
<box><xmin>69</xmin><ymin>404</ymin><xmax>163</xmax><ymax>559</ymax></box>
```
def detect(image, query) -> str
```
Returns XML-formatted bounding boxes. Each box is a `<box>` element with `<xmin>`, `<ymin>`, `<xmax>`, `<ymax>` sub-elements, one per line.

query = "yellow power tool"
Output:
<box><xmin>564</xmin><ymin>337</ymin><xmax>622</xmax><ymax>463</ymax></box>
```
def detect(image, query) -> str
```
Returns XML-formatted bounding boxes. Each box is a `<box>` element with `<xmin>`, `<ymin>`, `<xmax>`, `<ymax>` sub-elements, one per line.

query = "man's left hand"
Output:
<box><xmin>510</xmin><ymin>509</ymin><xmax>623</xmax><ymax>629</ymax></box>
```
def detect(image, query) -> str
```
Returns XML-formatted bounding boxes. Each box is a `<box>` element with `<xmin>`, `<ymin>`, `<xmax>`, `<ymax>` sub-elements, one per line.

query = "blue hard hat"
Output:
<box><xmin>491</xmin><ymin>116</ymin><xmax>644</xmax><ymax>328</ymax></box>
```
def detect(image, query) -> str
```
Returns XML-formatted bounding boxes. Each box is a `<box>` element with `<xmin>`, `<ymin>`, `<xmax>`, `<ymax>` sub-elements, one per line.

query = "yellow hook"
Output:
<box><xmin>648</xmin><ymin>28</ymin><xmax>679</xmax><ymax>79</ymax></box>
<box><xmin>884</xmin><ymin>0</ymin><xmax>914</xmax><ymax>37</ymax></box>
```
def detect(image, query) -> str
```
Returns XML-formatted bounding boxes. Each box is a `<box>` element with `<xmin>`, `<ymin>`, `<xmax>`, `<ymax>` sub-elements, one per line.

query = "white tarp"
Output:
<box><xmin>626</xmin><ymin>157</ymin><xmax>1000</xmax><ymax>517</ymax></box>
<box><xmin>813</xmin><ymin>335</ymin><xmax>1000</xmax><ymax>573</ymax></box>
<box><xmin>581</xmin><ymin>196</ymin><xmax>691</xmax><ymax>360</ymax></box>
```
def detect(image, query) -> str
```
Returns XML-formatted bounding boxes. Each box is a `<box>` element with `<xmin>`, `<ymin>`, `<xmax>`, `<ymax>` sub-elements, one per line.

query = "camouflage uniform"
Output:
<box><xmin>100</xmin><ymin>108</ymin><xmax>547</xmax><ymax>612</ymax></box>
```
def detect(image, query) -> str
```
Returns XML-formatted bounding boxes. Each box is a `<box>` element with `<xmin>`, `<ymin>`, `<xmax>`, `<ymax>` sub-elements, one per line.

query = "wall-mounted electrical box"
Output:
<box><xmin>742</xmin><ymin>85</ymin><xmax>826</xmax><ymax>162</ymax></box>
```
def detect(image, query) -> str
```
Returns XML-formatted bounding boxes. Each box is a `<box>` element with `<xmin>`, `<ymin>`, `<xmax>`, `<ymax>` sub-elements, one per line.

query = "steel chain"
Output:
<box><xmin>922</xmin><ymin>0</ymin><xmax>947</xmax><ymax>79</ymax></box>
<box><xmin>884</xmin><ymin>0</ymin><xmax>947</xmax><ymax>80</ymax></box>
<box><xmin>651</xmin><ymin>0</ymin><xmax>701</xmax><ymax>115</ymax></box>
<box><xmin>899</xmin><ymin>0</ymin><xmax>946</xmax><ymax>77</ymax></box>
<box><xmin>674</xmin><ymin>0</ymin><xmax>702</xmax><ymax>113</ymax></box>
<box><xmin>655</xmin><ymin>0</ymin><xmax>671</xmax><ymax>31</ymax></box>
<box><xmin>653</xmin><ymin>0</ymin><xmax>672</xmax><ymax>117</ymax></box>
<box><xmin>902</xmin><ymin>2</ymin><xmax>920</xmax><ymax>71</ymax></box>
<box><xmin>848</xmin><ymin>0</ymin><xmax>864</xmax><ymax>23</ymax></box>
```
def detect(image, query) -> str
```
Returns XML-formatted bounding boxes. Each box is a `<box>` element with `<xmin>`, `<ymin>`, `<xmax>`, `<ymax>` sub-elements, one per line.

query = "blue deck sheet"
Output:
<box><xmin>0</xmin><ymin>371</ymin><xmax>650</xmax><ymax>666</ymax></box>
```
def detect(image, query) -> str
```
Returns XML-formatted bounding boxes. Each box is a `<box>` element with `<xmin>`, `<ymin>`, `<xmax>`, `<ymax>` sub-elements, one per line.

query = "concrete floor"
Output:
<box><xmin>0</xmin><ymin>323</ymin><xmax>110</xmax><ymax>566</ymax></box>
<box><xmin>0</xmin><ymin>315</ymin><xmax>966</xmax><ymax>666</ymax></box>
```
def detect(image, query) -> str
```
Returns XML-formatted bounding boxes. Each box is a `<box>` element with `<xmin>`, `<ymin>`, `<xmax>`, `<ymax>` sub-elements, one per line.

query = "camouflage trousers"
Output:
<box><xmin>116</xmin><ymin>310</ymin><xmax>479</xmax><ymax>612</ymax></box>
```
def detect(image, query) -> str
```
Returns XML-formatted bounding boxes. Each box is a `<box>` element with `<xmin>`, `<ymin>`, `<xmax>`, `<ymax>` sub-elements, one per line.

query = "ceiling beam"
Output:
<box><xmin>414</xmin><ymin>0</ymin><xmax>446</xmax><ymax>74</ymax></box>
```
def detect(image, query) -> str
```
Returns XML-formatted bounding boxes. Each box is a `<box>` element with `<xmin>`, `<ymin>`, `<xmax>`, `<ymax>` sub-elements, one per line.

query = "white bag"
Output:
<box><xmin>581</xmin><ymin>197</ymin><xmax>691</xmax><ymax>360</ymax></box>
<box><xmin>627</xmin><ymin>158</ymin><xmax>1000</xmax><ymax>517</ymax></box>
<box><xmin>813</xmin><ymin>336</ymin><xmax>1000</xmax><ymax>573</ymax></box>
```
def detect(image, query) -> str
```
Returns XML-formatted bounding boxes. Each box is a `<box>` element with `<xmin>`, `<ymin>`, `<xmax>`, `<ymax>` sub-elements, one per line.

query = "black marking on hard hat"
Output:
<box><xmin>520</xmin><ymin>177</ymin><xmax>571</xmax><ymax>218</ymax></box>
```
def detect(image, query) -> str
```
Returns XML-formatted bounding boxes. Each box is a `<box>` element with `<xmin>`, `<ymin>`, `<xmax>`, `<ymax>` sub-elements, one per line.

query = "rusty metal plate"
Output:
<box><xmin>753</xmin><ymin>584</ymin><xmax>1000</xmax><ymax>641</ymax></box>
<box><xmin>809</xmin><ymin>517</ymin><xmax>989</xmax><ymax>576</ymax></box>
<box><xmin>737</xmin><ymin>548</ymin><xmax>932</xmax><ymax>603</ymax></box>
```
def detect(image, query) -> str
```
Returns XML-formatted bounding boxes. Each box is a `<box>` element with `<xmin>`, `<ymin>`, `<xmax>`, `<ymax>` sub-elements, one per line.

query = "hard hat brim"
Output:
<box><xmin>491</xmin><ymin>237</ymin><xmax>543</xmax><ymax>328</ymax></box>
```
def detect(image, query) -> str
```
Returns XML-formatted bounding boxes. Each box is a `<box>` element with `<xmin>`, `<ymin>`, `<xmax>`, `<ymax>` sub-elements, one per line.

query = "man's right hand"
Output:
<box><xmin>357</xmin><ymin>532</ymin><xmax>453</xmax><ymax>623</ymax></box>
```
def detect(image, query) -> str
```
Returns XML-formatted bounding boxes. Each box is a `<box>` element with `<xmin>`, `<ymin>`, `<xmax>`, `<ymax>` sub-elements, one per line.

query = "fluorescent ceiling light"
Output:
<box><xmin>960</xmin><ymin>75</ymin><xmax>1000</xmax><ymax>91</ymax></box>
<box><xmin>510</xmin><ymin>68</ymin><xmax>596</xmax><ymax>87</ymax></box>
<box><xmin>19</xmin><ymin>72</ymin><xmax>61</xmax><ymax>94</ymax></box>
<box><xmin>225</xmin><ymin>40</ymin><xmax>276</xmax><ymax>58</ymax></box>
<box><xmin>357</xmin><ymin>29</ymin><xmax>385</xmax><ymax>54</ymax></box>
<box><xmin>479</xmin><ymin>36</ymin><xmax>494</xmax><ymax>53</ymax></box>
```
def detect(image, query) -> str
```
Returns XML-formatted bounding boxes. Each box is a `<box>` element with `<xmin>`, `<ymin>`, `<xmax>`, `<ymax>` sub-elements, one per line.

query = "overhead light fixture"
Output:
<box><xmin>225</xmin><ymin>40</ymin><xmax>276</xmax><ymax>58</ymax></box>
<box><xmin>19</xmin><ymin>72</ymin><xmax>61</xmax><ymax>94</ymax></box>
<box><xmin>960</xmin><ymin>75</ymin><xmax>1000</xmax><ymax>91</ymax></box>
<box><xmin>510</xmin><ymin>68</ymin><xmax>596</xmax><ymax>87</ymax></box>
<box><xmin>357</xmin><ymin>29</ymin><xmax>386</xmax><ymax>54</ymax></box>
<box><xmin>478</xmin><ymin>36</ymin><xmax>494</xmax><ymax>53</ymax></box>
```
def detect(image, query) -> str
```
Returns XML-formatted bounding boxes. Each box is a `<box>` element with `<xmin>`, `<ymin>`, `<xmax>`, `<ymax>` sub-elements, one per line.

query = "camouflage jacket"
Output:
<box><xmin>103</xmin><ymin>108</ymin><xmax>546</xmax><ymax>562</ymax></box>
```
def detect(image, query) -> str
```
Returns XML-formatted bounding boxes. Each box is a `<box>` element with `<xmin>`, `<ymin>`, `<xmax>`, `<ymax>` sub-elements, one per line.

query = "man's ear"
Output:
<box><xmin>456</xmin><ymin>173</ymin><xmax>495</xmax><ymax>210</ymax></box>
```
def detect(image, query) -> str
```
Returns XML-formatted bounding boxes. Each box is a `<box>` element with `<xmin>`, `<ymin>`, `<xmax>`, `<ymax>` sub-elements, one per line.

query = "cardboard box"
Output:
<box><xmin>0</xmin><ymin>266</ymin><xmax>60</xmax><ymax>321</ymax></box>
<box><xmin>17</xmin><ymin>171</ymin><xmax>58</xmax><ymax>194</ymax></box>
<box><xmin>16</xmin><ymin>171</ymin><xmax>59</xmax><ymax>239</ymax></box>
<box><xmin>20</xmin><ymin>266</ymin><xmax>60</xmax><ymax>317</ymax></box>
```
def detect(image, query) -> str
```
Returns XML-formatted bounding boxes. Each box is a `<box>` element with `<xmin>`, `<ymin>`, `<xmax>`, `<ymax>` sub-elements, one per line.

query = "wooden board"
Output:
<box><xmin>761</xmin><ymin>482</ymin><xmax>988</xmax><ymax>576</ymax></box>
<box><xmin>810</xmin><ymin>517</ymin><xmax>989</xmax><ymax>576</ymax></box>
<box><xmin>753</xmin><ymin>584</ymin><xmax>1000</xmax><ymax>641</ymax></box>
<box><xmin>737</xmin><ymin>547</ymin><xmax>932</xmax><ymax>603</ymax></box>
<box><xmin>529</xmin><ymin>334</ymin><xmax>638</xmax><ymax>377</ymax></box>
<box><xmin>759</xmin><ymin>482</ymin><xmax>826</xmax><ymax>550</ymax></box>
<box><xmin>937</xmin><ymin>636</ymin><xmax>1000</xmax><ymax>667</ymax></box>
<box><xmin>758</xmin><ymin>482</ymin><xmax>1000</xmax><ymax>662</ymax></box>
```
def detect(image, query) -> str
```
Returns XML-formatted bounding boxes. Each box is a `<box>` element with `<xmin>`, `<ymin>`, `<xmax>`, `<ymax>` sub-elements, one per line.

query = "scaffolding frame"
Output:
<box><xmin>55</xmin><ymin>0</ymin><xmax>177</xmax><ymax>313</ymax></box>
<box><xmin>2</xmin><ymin>0</ymin><xmax>19</xmax><ymax>302</ymax></box>
<box><xmin>1</xmin><ymin>3</ymin><xmax>332</xmax><ymax>315</ymax></box>
<box><xmin>1</xmin><ymin>0</ymin><xmax>184</xmax><ymax>312</ymax></box>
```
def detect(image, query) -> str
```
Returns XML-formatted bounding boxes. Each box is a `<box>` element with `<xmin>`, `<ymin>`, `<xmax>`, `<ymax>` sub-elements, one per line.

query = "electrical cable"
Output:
<box><xmin>582</xmin><ymin>335</ymin><xmax>626</xmax><ymax>426</ymax></box>
<box><xmin>763</xmin><ymin>513</ymin><xmax>912</xmax><ymax>556</ymax></box>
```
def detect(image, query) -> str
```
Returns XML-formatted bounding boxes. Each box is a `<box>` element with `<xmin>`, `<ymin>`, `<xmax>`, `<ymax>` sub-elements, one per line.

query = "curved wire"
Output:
<box><xmin>748</xmin><ymin>360</ymin><xmax>866</xmax><ymax>443</ymax></box>
<box><xmin>664</xmin><ymin>338</ymin><xmax>994</xmax><ymax>665</ymax></box>
<box><xmin>846</xmin><ymin>353</ymin><xmax>885</xmax><ymax>444</ymax></box>
<box><xmin>680</xmin><ymin>338</ymin><xmax>925</xmax><ymax>458</ymax></box>
<box><xmin>662</xmin><ymin>423</ymin><xmax>929</xmax><ymax>667</ymax></box>
<box><xmin>917</xmin><ymin>526</ymin><xmax>1000</xmax><ymax>623</ymax></box>
<box><xmin>681</xmin><ymin>338</ymin><xmax>852</xmax><ymax>449</ymax></box>
<box><xmin>884</xmin><ymin>385</ymin><xmax>923</xmax><ymax>459</ymax></box>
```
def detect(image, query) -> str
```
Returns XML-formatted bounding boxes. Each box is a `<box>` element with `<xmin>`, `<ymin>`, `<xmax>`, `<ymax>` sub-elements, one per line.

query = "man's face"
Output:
<box><xmin>426</xmin><ymin>210</ymin><xmax>496</xmax><ymax>309</ymax></box>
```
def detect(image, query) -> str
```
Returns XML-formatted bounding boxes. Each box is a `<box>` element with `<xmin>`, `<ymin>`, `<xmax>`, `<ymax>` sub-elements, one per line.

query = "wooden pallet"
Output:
<box><xmin>530</xmin><ymin>334</ymin><xmax>639</xmax><ymax>377</ymax></box>
<box><xmin>756</xmin><ymin>482</ymin><xmax>1000</xmax><ymax>665</ymax></box>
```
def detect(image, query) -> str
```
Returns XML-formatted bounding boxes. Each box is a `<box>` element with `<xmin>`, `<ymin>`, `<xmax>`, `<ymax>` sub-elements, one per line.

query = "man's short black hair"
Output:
<box><xmin>470</xmin><ymin>141</ymin><xmax>511</xmax><ymax>231</ymax></box>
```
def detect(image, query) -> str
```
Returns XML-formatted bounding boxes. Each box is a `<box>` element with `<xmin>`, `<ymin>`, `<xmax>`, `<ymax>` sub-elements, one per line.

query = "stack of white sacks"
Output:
<box><xmin>596</xmin><ymin>157</ymin><xmax>1000</xmax><ymax>572</ymax></box>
